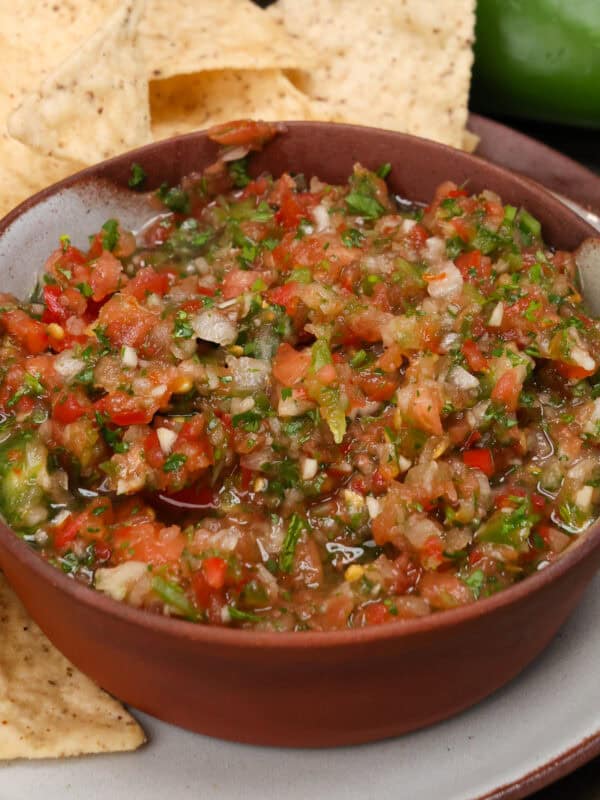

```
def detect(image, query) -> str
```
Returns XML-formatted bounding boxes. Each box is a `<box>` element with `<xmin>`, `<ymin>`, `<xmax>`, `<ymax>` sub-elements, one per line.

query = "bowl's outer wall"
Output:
<box><xmin>0</xmin><ymin>123</ymin><xmax>599</xmax><ymax>746</ymax></box>
<box><xmin>2</xmin><ymin>532</ymin><xmax>599</xmax><ymax>746</ymax></box>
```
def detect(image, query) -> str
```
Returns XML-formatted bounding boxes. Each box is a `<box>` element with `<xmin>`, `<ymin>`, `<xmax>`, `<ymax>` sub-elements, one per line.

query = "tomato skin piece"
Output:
<box><xmin>202</xmin><ymin>557</ymin><xmax>228</xmax><ymax>590</ymax></box>
<box><xmin>1</xmin><ymin>309</ymin><xmax>49</xmax><ymax>354</ymax></box>
<box><xmin>124</xmin><ymin>266</ymin><xmax>170</xmax><ymax>300</ymax></box>
<box><xmin>491</xmin><ymin>368</ymin><xmax>521</xmax><ymax>411</ymax></box>
<box><xmin>53</xmin><ymin>513</ymin><xmax>82</xmax><ymax>549</ymax></box>
<box><xmin>94</xmin><ymin>392</ymin><xmax>154</xmax><ymax>426</ymax></box>
<box><xmin>555</xmin><ymin>361</ymin><xmax>596</xmax><ymax>381</ymax></box>
<box><xmin>461</xmin><ymin>339</ymin><xmax>489</xmax><ymax>372</ymax></box>
<box><xmin>363</xmin><ymin>602</ymin><xmax>392</xmax><ymax>626</ymax></box>
<box><xmin>356</xmin><ymin>370</ymin><xmax>398</xmax><ymax>402</ymax></box>
<box><xmin>207</xmin><ymin>119</ymin><xmax>281</xmax><ymax>149</ymax></box>
<box><xmin>267</xmin><ymin>282</ymin><xmax>301</xmax><ymax>315</ymax></box>
<box><xmin>53</xmin><ymin>392</ymin><xmax>90</xmax><ymax>424</ymax></box>
<box><xmin>462</xmin><ymin>447</ymin><xmax>495</xmax><ymax>477</ymax></box>
<box><xmin>144</xmin><ymin>430</ymin><xmax>165</xmax><ymax>469</ymax></box>
<box><xmin>275</xmin><ymin>186</ymin><xmax>318</xmax><ymax>229</ymax></box>
<box><xmin>42</xmin><ymin>284</ymin><xmax>68</xmax><ymax>323</ymax></box>
<box><xmin>89</xmin><ymin>251</ymin><xmax>123</xmax><ymax>301</ymax></box>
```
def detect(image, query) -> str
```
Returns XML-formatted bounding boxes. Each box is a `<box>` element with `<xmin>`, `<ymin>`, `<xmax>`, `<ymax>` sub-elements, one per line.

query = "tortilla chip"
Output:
<box><xmin>151</xmin><ymin>70</ymin><xmax>313</xmax><ymax>140</ymax></box>
<box><xmin>0</xmin><ymin>3</ymin><xmax>121</xmax><ymax>218</ymax></box>
<box><xmin>462</xmin><ymin>129</ymin><xmax>480</xmax><ymax>153</ymax></box>
<box><xmin>0</xmin><ymin>573</ymin><xmax>145</xmax><ymax>760</ymax></box>
<box><xmin>268</xmin><ymin>0</ymin><xmax>476</xmax><ymax>150</ymax></box>
<box><xmin>8</xmin><ymin>1</ymin><xmax>151</xmax><ymax>165</ymax></box>
<box><xmin>140</xmin><ymin>0</ymin><xmax>315</xmax><ymax>81</ymax></box>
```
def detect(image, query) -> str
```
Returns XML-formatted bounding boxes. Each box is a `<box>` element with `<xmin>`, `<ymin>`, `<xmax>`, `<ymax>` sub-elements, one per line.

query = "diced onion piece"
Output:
<box><xmin>397</xmin><ymin>455</ymin><xmax>412</xmax><ymax>473</ymax></box>
<box><xmin>366</xmin><ymin>496</ymin><xmax>381</xmax><ymax>519</ymax></box>
<box><xmin>570</xmin><ymin>347</ymin><xmax>596</xmax><ymax>372</ymax></box>
<box><xmin>95</xmin><ymin>561</ymin><xmax>148</xmax><ymax>601</ymax></box>
<box><xmin>449</xmin><ymin>365</ymin><xmax>480</xmax><ymax>391</ymax></box>
<box><xmin>426</xmin><ymin>263</ymin><xmax>463</xmax><ymax>299</ymax></box>
<box><xmin>311</xmin><ymin>204</ymin><xmax>330</xmax><ymax>233</ymax></box>
<box><xmin>157</xmin><ymin>427</ymin><xmax>178</xmax><ymax>455</ymax></box>
<box><xmin>488</xmin><ymin>301</ymin><xmax>504</xmax><ymax>327</ymax></box>
<box><xmin>192</xmin><ymin>309</ymin><xmax>237</xmax><ymax>345</ymax></box>
<box><xmin>121</xmin><ymin>345</ymin><xmax>138</xmax><ymax>368</ymax></box>
<box><xmin>575</xmin><ymin>485</ymin><xmax>593</xmax><ymax>510</ymax></box>
<box><xmin>301</xmin><ymin>457</ymin><xmax>318</xmax><ymax>480</ymax></box>
<box><xmin>230</xmin><ymin>396</ymin><xmax>255</xmax><ymax>415</ymax></box>
<box><xmin>54</xmin><ymin>350</ymin><xmax>86</xmax><ymax>380</ymax></box>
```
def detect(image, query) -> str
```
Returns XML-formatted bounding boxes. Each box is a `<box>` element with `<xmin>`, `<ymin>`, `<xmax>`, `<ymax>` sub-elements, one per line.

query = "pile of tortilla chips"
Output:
<box><xmin>0</xmin><ymin>572</ymin><xmax>145</xmax><ymax>760</ymax></box>
<box><xmin>1</xmin><ymin>0</ymin><xmax>477</xmax><ymax>219</ymax></box>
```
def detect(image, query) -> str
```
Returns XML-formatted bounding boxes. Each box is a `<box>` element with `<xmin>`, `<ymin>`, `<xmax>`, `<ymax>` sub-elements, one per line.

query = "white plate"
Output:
<box><xmin>2</xmin><ymin>574</ymin><xmax>598</xmax><ymax>800</ymax></box>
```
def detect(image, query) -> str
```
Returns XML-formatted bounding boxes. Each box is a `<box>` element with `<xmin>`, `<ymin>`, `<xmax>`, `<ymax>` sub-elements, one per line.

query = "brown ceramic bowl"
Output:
<box><xmin>1</xmin><ymin>123</ymin><xmax>600</xmax><ymax>748</ymax></box>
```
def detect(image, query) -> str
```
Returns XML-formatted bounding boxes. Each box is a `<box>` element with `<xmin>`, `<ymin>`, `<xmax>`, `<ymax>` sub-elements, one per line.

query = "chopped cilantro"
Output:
<box><xmin>101</xmin><ymin>219</ymin><xmax>119</xmax><ymax>251</ymax></box>
<box><xmin>228</xmin><ymin>157</ymin><xmax>251</xmax><ymax>188</ymax></box>
<box><xmin>156</xmin><ymin>183</ymin><xmax>190</xmax><ymax>214</ymax></box>
<box><xmin>341</xmin><ymin>228</ymin><xmax>365</xmax><ymax>248</ymax></box>
<box><xmin>163</xmin><ymin>453</ymin><xmax>187</xmax><ymax>473</ymax></box>
<box><xmin>173</xmin><ymin>310</ymin><xmax>194</xmax><ymax>339</ymax></box>
<box><xmin>279</xmin><ymin>513</ymin><xmax>307</xmax><ymax>573</ymax></box>
<box><xmin>128</xmin><ymin>162</ymin><xmax>147</xmax><ymax>189</ymax></box>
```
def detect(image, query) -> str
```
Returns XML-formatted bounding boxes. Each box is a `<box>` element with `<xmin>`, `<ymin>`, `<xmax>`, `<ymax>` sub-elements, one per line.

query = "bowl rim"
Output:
<box><xmin>1</xmin><ymin>120</ymin><xmax>599</xmax><ymax>650</ymax></box>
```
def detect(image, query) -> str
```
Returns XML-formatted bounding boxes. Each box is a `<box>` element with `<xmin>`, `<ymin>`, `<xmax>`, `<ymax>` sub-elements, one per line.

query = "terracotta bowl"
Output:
<box><xmin>1</xmin><ymin>123</ymin><xmax>599</xmax><ymax>748</ymax></box>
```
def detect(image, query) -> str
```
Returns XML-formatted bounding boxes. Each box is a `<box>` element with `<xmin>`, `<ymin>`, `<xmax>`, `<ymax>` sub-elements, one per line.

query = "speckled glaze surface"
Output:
<box><xmin>0</xmin><ymin>122</ymin><xmax>599</xmax><ymax>748</ymax></box>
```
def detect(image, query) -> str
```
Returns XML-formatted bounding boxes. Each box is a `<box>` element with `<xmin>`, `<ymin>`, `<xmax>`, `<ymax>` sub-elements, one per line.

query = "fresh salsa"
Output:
<box><xmin>0</xmin><ymin>120</ymin><xmax>599</xmax><ymax>631</ymax></box>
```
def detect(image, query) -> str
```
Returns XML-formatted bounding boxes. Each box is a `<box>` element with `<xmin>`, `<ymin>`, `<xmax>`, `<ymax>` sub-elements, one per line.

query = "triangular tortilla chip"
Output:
<box><xmin>268</xmin><ymin>0</ymin><xmax>476</xmax><ymax>150</ymax></box>
<box><xmin>0</xmin><ymin>572</ymin><xmax>145</xmax><ymax>760</ymax></box>
<box><xmin>8</xmin><ymin>1</ymin><xmax>151</xmax><ymax>165</ymax></box>
<box><xmin>0</xmin><ymin>3</ymin><xmax>119</xmax><ymax>218</ymax></box>
<box><xmin>151</xmin><ymin>69</ymin><xmax>313</xmax><ymax>140</ymax></box>
<box><xmin>140</xmin><ymin>0</ymin><xmax>315</xmax><ymax>80</ymax></box>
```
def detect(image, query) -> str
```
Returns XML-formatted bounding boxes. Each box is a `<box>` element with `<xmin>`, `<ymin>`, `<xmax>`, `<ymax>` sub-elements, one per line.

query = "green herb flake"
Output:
<box><xmin>173</xmin><ymin>310</ymin><xmax>194</xmax><ymax>339</ymax></box>
<box><xmin>310</xmin><ymin>338</ymin><xmax>333</xmax><ymax>374</ymax></box>
<box><xmin>463</xmin><ymin>569</ymin><xmax>485</xmax><ymax>599</ymax></box>
<box><xmin>228</xmin><ymin>157</ymin><xmax>251</xmax><ymax>188</ymax></box>
<box><xmin>128</xmin><ymin>162</ymin><xmax>147</xmax><ymax>189</ymax></box>
<box><xmin>101</xmin><ymin>219</ymin><xmax>119</xmax><ymax>252</ymax></box>
<box><xmin>152</xmin><ymin>576</ymin><xmax>197</xmax><ymax>620</ymax></box>
<box><xmin>227</xmin><ymin>606</ymin><xmax>261</xmax><ymax>623</ymax></box>
<box><xmin>341</xmin><ymin>228</ymin><xmax>365</xmax><ymax>248</ymax></box>
<box><xmin>279</xmin><ymin>513</ymin><xmax>307</xmax><ymax>573</ymax></box>
<box><xmin>163</xmin><ymin>453</ymin><xmax>187</xmax><ymax>473</ymax></box>
<box><xmin>156</xmin><ymin>183</ymin><xmax>190</xmax><ymax>214</ymax></box>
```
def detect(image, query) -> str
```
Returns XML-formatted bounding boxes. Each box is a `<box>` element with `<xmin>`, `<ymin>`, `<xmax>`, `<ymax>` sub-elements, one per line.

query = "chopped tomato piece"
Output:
<box><xmin>94</xmin><ymin>392</ymin><xmax>154</xmax><ymax>426</ymax></box>
<box><xmin>1</xmin><ymin>310</ymin><xmax>48</xmax><ymax>354</ymax></box>
<box><xmin>207</xmin><ymin>119</ymin><xmax>282</xmax><ymax>149</ymax></box>
<box><xmin>491</xmin><ymin>368</ymin><xmax>521</xmax><ymax>411</ymax></box>
<box><xmin>124</xmin><ymin>267</ymin><xmax>170</xmax><ymax>300</ymax></box>
<box><xmin>461</xmin><ymin>339</ymin><xmax>489</xmax><ymax>372</ymax></box>
<box><xmin>52</xmin><ymin>392</ymin><xmax>91</xmax><ymax>424</ymax></box>
<box><xmin>363</xmin><ymin>602</ymin><xmax>392</xmax><ymax>626</ymax></box>
<box><xmin>89</xmin><ymin>251</ymin><xmax>123</xmax><ymax>301</ymax></box>
<box><xmin>462</xmin><ymin>448</ymin><xmax>494</xmax><ymax>477</ymax></box>
<box><xmin>222</xmin><ymin>269</ymin><xmax>262</xmax><ymax>299</ymax></box>
<box><xmin>202</xmin><ymin>557</ymin><xmax>228</xmax><ymax>590</ymax></box>
<box><xmin>555</xmin><ymin>361</ymin><xmax>596</xmax><ymax>381</ymax></box>
<box><xmin>272</xmin><ymin>343</ymin><xmax>311</xmax><ymax>386</ymax></box>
